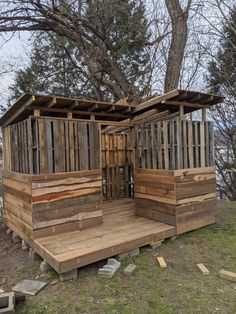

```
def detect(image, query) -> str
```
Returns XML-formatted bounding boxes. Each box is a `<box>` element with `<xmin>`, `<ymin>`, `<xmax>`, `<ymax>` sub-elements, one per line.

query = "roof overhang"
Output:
<box><xmin>0</xmin><ymin>89</ymin><xmax>223</xmax><ymax>128</ymax></box>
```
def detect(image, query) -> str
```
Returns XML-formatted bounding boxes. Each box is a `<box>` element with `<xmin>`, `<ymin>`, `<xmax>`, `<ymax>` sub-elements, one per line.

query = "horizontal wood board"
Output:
<box><xmin>2</xmin><ymin>169</ymin><xmax>103</xmax><ymax>241</ymax></box>
<box><xmin>134</xmin><ymin>167</ymin><xmax>217</xmax><ymax>233</ymax></box>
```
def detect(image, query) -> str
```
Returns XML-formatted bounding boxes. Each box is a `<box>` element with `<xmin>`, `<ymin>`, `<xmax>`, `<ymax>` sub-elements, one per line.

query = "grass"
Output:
<box><xmin>16</xmin><ymin>201</ymin><xmax>236</xmax><ymax>314</ymax></box>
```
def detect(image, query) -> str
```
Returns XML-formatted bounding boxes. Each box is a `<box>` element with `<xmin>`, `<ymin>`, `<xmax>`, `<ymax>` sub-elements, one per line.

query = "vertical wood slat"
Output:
<box><xmin>151</xmin><ymin>123</ymin><xmax>157</xmax><ymax>169</ymax></box>
<box><xmin>205</xmin><ymin>122</ymin><xmax>210</xmax><ymax>167</ymax></box>
<box><xmin>188</xmin><ymin>121</ymin><xmax>194</xmax><ymax>168</ymax></box>
<box><xmin>163</xmin><ymin>121</ymin><xmax>169</xmax><ymax>169</ymax></box>
<box><xmin>69</xmin><ymin>121</ymin><xmax>75</xmax><ymax>171</ymax></box>
<box><xmin>200</xmin><ymin>121</ymin><xmax>206</xmax><ymax>167</ymax></box>
<box><xmin>78</xmin><ymin>122</ymin><xmax>89</xmax><ymax>170</ymax></box>
<box><xmin>209</xmin><ymin>122</ymin><xmax>214</xmax><ymax>166</ymax></box>
<box><xmin>182</xmin><ymin>120</ymin><xmax>188</xmax><ymax>168</ymax></box>
<box><xmin>194</xmin><ymin>121</ymin><xmax>199</xmax><ymax>168</ymax></box>
<box><xmin>65</xmin><ymin>121</ymin><xmax>70</xmax><ymax>172</ymax></box>
<box><xmin>157</xmin><ymin>122</ymin><xmax>163</xmax><ymax>169</ymax></box>
<box><xmin>27</xmin><ymin>118</ymin><xmax>33</xmax><ymax>174</ymax></box>
<box><xmin>169</xmin><ymin>120</ymin><xmax>175</xmax><ymax>170</ymax></box>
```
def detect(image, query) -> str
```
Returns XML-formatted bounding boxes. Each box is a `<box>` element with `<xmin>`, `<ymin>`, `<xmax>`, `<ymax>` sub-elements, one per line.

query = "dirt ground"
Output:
<box><xmin>0</xmin><ymin>201</ymin><xmax>236</xmax><ymax>314</ymax></box>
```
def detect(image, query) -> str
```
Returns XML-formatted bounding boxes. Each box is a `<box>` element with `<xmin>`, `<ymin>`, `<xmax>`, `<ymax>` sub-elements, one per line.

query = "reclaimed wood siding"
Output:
<box><xmin>2</xmin><ymin>171</ymin><xmax>33</xmax><ymax>243</ymax></box>
<box><xmin>2</xmin><ymin>169</ymin><xmax>102</xmax><ymax>240</ymax></box>
<box><xmin>4</xmin><ymin>117</ymin><xmax>100</xmax><ymax>174</ymax></box>
<box><xmin>174</xmin><ymin>167</ymin><xmax>216</xmax><ymax>234</ymax></box>
<box><xmin>135</xmin><ymin>120</ymin><xmax>214</xmax><ymax>170</ymax></box>
<box><xmin>31</xmin><ymin>170</ymin><xmax>102</xmax><ymax>237</ymax></box>
<box><xmin>135</xmin><ymin>169</ymin><xmax>176</xmax><ymax>225</ymax></box>
<box><xmin>135</xmin><ymin>167</ymin><xmax>216</xmax><ymax>233</ymax></box>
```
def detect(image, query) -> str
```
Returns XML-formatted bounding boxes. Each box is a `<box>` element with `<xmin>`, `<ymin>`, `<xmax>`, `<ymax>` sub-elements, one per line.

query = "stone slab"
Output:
<box><xmin>12</xmin><ymin>279</ymin><xmax>47</xmax><ymax>296</ymax></box>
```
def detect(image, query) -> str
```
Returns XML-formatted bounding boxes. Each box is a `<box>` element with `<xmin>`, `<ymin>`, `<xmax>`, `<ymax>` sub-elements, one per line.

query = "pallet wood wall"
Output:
<box><xmin>102</xmin><ymin>165</ymin><xmax>134</xmax><ymax>200</ymax></box>
<box><xmin>101</xmin><ymin>133</ymin><xmax>133</xmax><ymax>167</ymax></box>
<box><xmin>3</xmin><ymin>117</ymin><xmax>100</xmax><ymax>174</ymax></box>
<box><xmin>134</xmin><ymin>167</ymin><xmax>216</xmax><ymax>234</ymax></box>
<box><xmin>2</xmin><ymin>169</ymin><xmax>102</xmax><ymax>241</ymax></box>
<box><xmin>101</xmin><ymin>132</ymin><xmax>134</xmax><ymax>200</ymax></box>
<box><xmin>135</xmin><ymin>120</ymin><xmax>214</xmax><ymax>170</ymax></box>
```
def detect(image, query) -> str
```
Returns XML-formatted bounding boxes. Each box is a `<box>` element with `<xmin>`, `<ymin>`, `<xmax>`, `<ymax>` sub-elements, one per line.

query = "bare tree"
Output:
<box><xmin>164</xmin><ymin>0</ymin><xmax>192</xmax><ymax>92</ymax></box>
<box><xmin>0</xmin><ymin>0</ymin><xmax>197</xmax><ymax>103</ymax></box>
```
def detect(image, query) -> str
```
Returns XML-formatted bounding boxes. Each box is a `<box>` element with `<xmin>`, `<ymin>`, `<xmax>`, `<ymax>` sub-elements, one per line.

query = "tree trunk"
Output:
<box><xmin>164</xmin><ymin>0</ymin><xmax>191</xmax><ymax>92</ymax></box>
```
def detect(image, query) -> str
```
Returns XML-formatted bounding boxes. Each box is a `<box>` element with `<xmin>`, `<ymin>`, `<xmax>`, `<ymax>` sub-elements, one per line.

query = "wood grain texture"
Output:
<box><xmin>134</xmin><ymin>167</ymin><xmax>216</xmax><ymax>232</ymax></box>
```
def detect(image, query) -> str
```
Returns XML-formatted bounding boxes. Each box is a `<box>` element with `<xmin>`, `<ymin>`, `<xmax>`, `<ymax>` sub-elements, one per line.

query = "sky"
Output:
<box><xmin>0</xmin><ymin>32</ymin><xmax>31</xmax><ymax>105</ymax></box>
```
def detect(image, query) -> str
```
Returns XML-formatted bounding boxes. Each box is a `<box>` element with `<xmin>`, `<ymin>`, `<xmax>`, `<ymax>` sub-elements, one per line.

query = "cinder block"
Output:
<box><xmin>21</xmin><ymin>240</ymin><xmax>29</xmax><ymax>251</ymax></box>
<box><xmin>6</xmin><ymin>229</ymin><xmax>12</xmax><ymax>236</ymax></box>
<box><xmin>12</xmin><ymin>232</ymin><xmax>21</xmax><ymax>244</ymax></box>
<box><xmin>29</xmin><ymin>248</ymin><xmax>42</xmax><ymax>261</ymax></box>
<box><xmin>129</xmin><ymin>248</ymin><xmax>140</xmax><ymax>258</ymax></box>
<box><xmin>40</xmin><ymin>261</ymin><xmax>51</xmax><ymax>273</ymax></box>
<box><xmin>59</xmin><ymin>269</ymin><xmax>78</xmax><ymax>281</ymax></box>
<box><xmin>117</xmin><ymin>248</ymin><xmax>140</xmax><ymax>261</ymax></box>
<box><xmin>108</xmin><ymin>258</ymin><xmax>121</xmax><ymax>269</ymax></box>
<box><xmin>123</xmin><ymin>264</ymin><xmax>136</xmax><ymax>276</ymax></box>
<box><xmin>117</xmin><ymin>251</ymin><xmax>130</xmax><ymax>261</ymax></box>
<box><xmin>0</xmin><ymin>292</ymin><xmax>15</xmax><ymax>314</ymax></box>
<box><xmin>149</xmin><ymin>241</ymin><xmax>163</xmax><ymax>251</ymax></box>
<box><xmin>98</xmin><ymin>258</ymin><xmax>121</xmax><ymax>278</ymax></box>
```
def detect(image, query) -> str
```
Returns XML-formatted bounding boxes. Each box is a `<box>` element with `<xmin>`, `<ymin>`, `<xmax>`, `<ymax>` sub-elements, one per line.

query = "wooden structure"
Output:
<box><xmin>0</xmin><ymin>90</ymin><xmax>223</xmax><ymax>274</ymax></box>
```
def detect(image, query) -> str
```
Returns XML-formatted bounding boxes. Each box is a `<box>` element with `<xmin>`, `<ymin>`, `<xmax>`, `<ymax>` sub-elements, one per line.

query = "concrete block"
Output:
<box><xmin>123</xmin><ymin>264</ymin><xmax>136</xmax><ymax>276</ymax></box>
<box><xmin>29</xmin><ymin>248</ymin><xmax>42</xmax><ymax>261</ymax></box>
<box><xmin>40</xmin><ymin>261</ymin><xmax>51</xmax><ymax>273</ymax></box>
<box><xmin>98</xmin><ymin>258</ymin><xmax>121</xmax><ymax>278</ymax></box>
<box><xmin>0</xmin><ymin>292</ymin><xmax>15</xmax><ymax>314</ymax></box>
<box><xmin>59</xmin><ymin>269</ymin><xmax>78</xmax><ymax>281</ymax></box>
<box><xmin>108</xmin><ymin>258</ymin><xmax>121</xmax><ymax>269</ymax></box>
<box><xmin>12</xmin><ymin>232</ymin><xmax>21</xmax><ymax>244</ymax></box>
<box><xmin>117</xmin><ymin>251</ymin><xmax>130</xmax><ymax>261</ymax></box>
<box><xmin>6</xmin><ymin>229</ymin><xmax>12</xmax><ymax>236</ymax></box>
<box><xmin>149</xmin><ymin>241</ymin><xmax>163</xmax><ymax>251</ymax></box>
<box><xmin>117</xmin><ymin>248</ymin><xmax>140</xmax><ymax>261</ymax></box>
<box><xmin>21</xmin><ymin>240</ymin><xmax>29</xmax><ymax>251</ymax></box>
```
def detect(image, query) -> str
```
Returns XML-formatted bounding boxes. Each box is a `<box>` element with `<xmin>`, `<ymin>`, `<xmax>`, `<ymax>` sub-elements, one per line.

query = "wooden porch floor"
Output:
<box><xmin>33</xmin><ymin>199</ymin><xmax>176</xmax><ymax>273</ymax></box>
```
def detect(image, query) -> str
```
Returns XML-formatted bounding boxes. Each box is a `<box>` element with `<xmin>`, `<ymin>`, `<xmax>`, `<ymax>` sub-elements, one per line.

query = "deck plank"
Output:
<box><xmin>34</xmin><ymin>199</ymin><xmax>176</xmax><ymax>273</ymax></box>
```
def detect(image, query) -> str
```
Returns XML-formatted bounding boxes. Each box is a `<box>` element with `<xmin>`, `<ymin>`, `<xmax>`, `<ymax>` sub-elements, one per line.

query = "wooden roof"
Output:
<box><xmin>0</xmin><ymin>93</ymin><xmax>134</xmax><ymax>127</ymax></box>
<box><xmin>132</xmin><ymin>89</ymin><xmax>223</xmax><ymax>116</ymax></box>
<box><xmin>0</xmin><ymin>89</ymin><xmax>223</xmax><ymax>127</ymax></box>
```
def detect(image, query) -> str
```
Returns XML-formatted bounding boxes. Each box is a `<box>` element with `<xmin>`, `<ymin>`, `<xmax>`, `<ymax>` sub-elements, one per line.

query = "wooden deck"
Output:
<box><xmin>33</xmin><ymin>199</ymin><xmax>176</xmax><ymax>273</ymax></box>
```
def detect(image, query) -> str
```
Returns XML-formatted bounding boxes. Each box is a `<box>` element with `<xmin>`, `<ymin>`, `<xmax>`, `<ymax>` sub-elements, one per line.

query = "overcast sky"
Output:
<box><xmin>0</xmin><ymin>32</ymin><xmax>31</xmax><ymax>104</ymax></box>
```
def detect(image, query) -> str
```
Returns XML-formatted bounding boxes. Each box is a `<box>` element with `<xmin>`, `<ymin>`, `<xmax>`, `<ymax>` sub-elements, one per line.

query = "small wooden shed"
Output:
<box><xmin>0</xmin><ymin>89</ymin><xmax>223</xmax><ymax>273</ymax></box>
